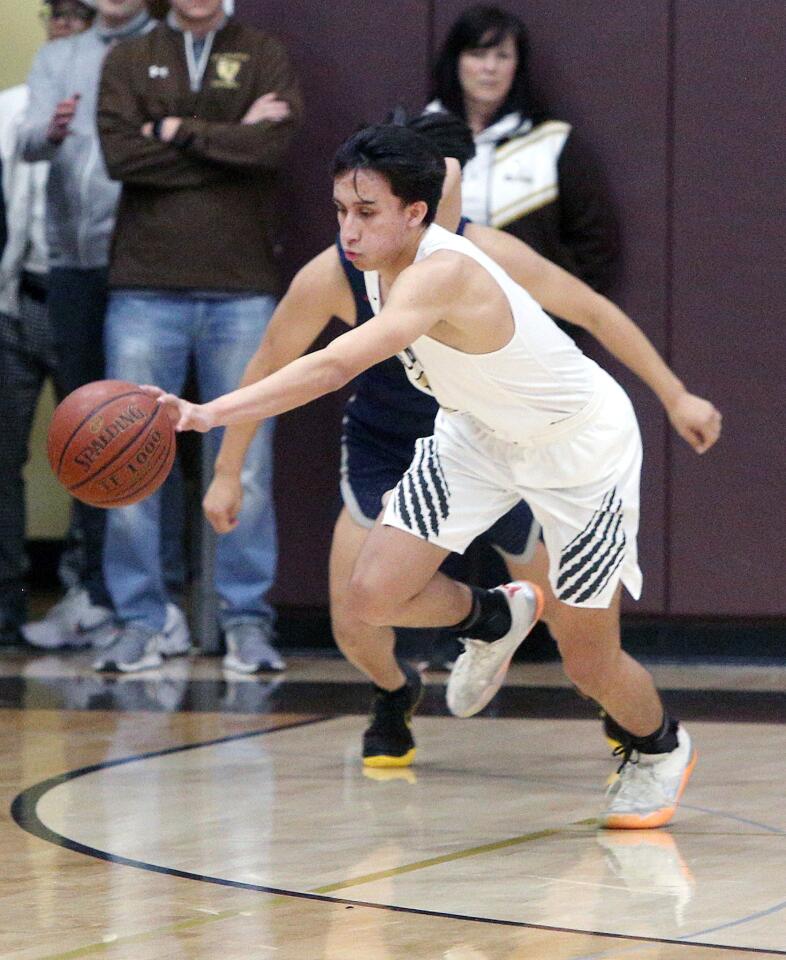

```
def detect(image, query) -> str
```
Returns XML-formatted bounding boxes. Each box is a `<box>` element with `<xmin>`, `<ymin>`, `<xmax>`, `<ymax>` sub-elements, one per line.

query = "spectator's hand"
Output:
<box><xmin>242</xmin><ymin>92</ymin><xmax>290</xmax><ymax>125</ymax></box>
<box><xmin>203</xmin><ymin>473</ymin><xmax>243</xmax><ymax>534</ymax></box>
<box><xmin>46</xmin><ymin>94</ymin><xmax>80</xmax><ymax>144</ymax></box>
<box><xmin>140</xmin><ymin>117</ymin><xmax>182</xmax><ymax>141</ymax></box>
<box><xmin>159</xmin><ymin>117</ymin><xmax>182</xmax><ymax>141</ymax></box>
<box><xmin>667</xmin><ymin>391</ymin><xmax>722</xmax><ymax>453</ymax></box>
<box><xmin>138</xmin><ymin>385</ymin><xmax>215</xmax><ymax>433</ymax></box>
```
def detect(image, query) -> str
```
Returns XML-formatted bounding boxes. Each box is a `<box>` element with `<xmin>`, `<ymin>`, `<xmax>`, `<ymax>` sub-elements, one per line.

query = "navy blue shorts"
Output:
<box><xmin>340</xmin><ymin>416</ymin><xmax>539</xmax><ymax>561</ymax></box>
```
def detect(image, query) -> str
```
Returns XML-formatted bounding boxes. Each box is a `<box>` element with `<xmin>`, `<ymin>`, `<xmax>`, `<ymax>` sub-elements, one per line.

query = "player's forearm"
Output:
<box><xmin>528</xmin><ymin>261</ymin><xmax>685</xmax><ymax>409</ymax></box>
<box><xmin>213</xmin><ymin>316</ymin><xmax>334</xmax><ymax>473</ymax></box>
<box><xmin>212</xmin><ymin>348</ymin><xmax>281</xmax><ymax>475</ymax></box>
<box><xmin>212</xmin><ymin>422</ymin><xmax>260</xmax><ymax>476</ymax></box>
<box><xmin>207</xmin><ymin>349</ymin><xmax>350</xmax><ymax>428</ymax></box>
<box><xmin>583</xmin><ymin>298</ymin><xmax>685</xmax><ymax>409</ymax></box>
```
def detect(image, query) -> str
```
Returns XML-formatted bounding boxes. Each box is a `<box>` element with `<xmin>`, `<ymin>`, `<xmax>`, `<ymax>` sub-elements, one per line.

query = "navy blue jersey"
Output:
<box><xmin>337</xmin><ymin>240</ymin><xmax>437</xmax><ymax>441</ymax></box>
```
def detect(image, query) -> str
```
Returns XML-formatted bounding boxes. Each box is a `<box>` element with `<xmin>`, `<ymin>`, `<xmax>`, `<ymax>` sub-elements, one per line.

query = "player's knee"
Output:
<box><xmin>348</xmin><ymin>569</ymin><xmax>400</xmax><ymax>626</ymax></box>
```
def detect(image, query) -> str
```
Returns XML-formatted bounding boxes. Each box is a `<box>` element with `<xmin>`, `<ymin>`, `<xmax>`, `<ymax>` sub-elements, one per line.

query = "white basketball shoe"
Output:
<box><xmin>602</xmin><ymin>725</ymin><xmax>697</xmax><ymax>829</ymax></box>
<box><xmin>446</xmin><ymin>581</ymin><xmax>543</xmax><ymax>718</ymax></box>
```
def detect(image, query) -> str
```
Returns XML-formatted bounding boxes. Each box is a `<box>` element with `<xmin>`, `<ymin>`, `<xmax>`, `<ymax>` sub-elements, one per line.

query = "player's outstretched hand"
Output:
<box><xmin>668</xmin><ymin>391</ymin><xmax>722</xmax><ymax>454</ymax></box>
<box><xmin>138</xmin><ymin>385</ymin><xmax>215</xmax><ymax>433</ymax></box>
<box><xmin>203</xmin><ymin>473</ymin><xmax>243</xmax><ymax>534</ymax></box>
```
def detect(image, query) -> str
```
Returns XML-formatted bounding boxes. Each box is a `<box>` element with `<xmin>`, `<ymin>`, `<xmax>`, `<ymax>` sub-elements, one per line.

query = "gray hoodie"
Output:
<box><xmin>18</xmin><ymin>10</ymin><xmax>154</xmax><ymax>269</ymax></box>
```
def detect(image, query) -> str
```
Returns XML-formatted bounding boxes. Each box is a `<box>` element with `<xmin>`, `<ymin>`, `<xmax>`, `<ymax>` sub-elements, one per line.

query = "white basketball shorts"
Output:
<box><xmin>381</xmin><ymin>374</ymin><xmax>643</xmax><ymax>609</ymax></box>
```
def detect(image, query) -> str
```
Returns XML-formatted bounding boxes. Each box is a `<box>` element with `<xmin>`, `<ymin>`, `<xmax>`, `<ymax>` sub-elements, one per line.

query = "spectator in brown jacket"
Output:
<box><xmin>94</xmin><ymin>0</ymin><xmax>302</xmax><ymax>674</ymax></box>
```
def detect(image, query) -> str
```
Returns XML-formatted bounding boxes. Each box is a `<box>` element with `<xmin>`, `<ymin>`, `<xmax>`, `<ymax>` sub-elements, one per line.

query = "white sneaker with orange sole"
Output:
<box><xmin>602</xmin><ymin>725</ymin><xmax>696</xmax><ymax>829</ymax></box>
<box><xmin>446</xmin><ymin>581</ymin><xmax>544</xmax><ymax>718</ymax></box>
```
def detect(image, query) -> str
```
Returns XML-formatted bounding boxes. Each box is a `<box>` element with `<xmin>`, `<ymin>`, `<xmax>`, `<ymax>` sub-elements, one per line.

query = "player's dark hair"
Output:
<box><xmin>430</xmin><ymin>4</ymin><xmax>532</xmax><ymax>125</ymax></box>
<box><xmin>405</xmin><ymin>110</ymin><xmax>476</xmax><ymax>169</ymax></box>
<box><xmin>333</xmin><ymin>124</ymin><xmax>446</xmax><ymax>225</ymax></box>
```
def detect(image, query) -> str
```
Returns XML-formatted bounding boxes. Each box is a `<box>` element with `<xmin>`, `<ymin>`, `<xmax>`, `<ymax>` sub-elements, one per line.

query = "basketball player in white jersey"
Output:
<box><xmin>151</xmin><ymin>124</ymin><xmax>712</xmax><ymax>828</ymax></box>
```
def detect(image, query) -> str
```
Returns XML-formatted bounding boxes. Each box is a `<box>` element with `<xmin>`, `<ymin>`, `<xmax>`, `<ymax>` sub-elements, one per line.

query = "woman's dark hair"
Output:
<box><xmin>332</xmin><ymin>124</ymin><xmax>446</xmax><ymax>225</ymax></box>
<box><xmin>430</xmin><ymin>4</ymin><xmax>532</xmax><ymax>125</ymax></box>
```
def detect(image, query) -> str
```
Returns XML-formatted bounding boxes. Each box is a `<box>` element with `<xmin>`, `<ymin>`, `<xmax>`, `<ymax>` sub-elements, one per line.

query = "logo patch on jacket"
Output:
<box><xmin>148</xmin><ymin>65</ymin><xmax>170</xmax><ymax>78</ymax></box>
<box><xmin>211</xmin><ymin>53</ymin><xmax>249</xmax><ymax>89</ymax></box>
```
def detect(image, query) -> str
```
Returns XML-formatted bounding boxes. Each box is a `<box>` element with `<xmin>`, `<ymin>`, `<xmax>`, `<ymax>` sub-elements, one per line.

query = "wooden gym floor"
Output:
<box><xmin>2</xmin><ymin>649</ymin><xmax>786</xmax><ymax>959</ymax></box>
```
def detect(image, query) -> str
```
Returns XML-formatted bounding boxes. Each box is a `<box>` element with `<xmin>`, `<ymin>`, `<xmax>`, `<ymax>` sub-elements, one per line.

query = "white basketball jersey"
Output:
<box><xmin>363</xmin><ymin>223</ymin><xmax>605</xmax><ymax>444</ymax></box>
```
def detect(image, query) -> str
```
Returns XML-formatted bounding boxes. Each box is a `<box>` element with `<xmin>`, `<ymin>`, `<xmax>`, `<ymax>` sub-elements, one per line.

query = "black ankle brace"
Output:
<box><xmin>446</xmin><ymin>586</ymin><xmax>512</xmax><ymax>642</ymax></box>
<box><xmin>628</xmin><ymin>712</ymin><xmax>679</xmax><ymax>754</ymax></box>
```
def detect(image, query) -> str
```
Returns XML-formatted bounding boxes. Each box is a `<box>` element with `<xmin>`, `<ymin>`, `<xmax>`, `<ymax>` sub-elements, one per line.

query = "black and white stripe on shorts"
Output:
<box><xmin>556</xmin><ymin>487</ymin><xmax>627</xmax><ymax>603</ymax></box>
<box><xmin>392</xmin><ymin>437</ymin><xmax>450</xmax><ymax>539</ymax></box>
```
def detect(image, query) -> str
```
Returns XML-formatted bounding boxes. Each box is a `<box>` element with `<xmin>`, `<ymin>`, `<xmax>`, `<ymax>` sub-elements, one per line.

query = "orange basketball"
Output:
<box><xmin>47</xmin><ymin>380</ymin><xmax>176</xmax><ymax>508</ymax></box>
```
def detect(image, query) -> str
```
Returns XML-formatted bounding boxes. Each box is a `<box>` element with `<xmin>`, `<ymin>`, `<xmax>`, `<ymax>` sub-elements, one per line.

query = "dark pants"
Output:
<box><xmin>47</xmin><ymin>266</ymin><xmax>110</xmax><ymax>607</ymax></box>
<box><xmin>0</xmin><ymin>285</ymin><xmax>61</xmax><ymax>626</ymax></box>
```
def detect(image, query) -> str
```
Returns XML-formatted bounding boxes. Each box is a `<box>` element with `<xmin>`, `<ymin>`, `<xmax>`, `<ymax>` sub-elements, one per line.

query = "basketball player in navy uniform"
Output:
<box><xmin>151</xmin><ymin>123</ymin><xmax>720</xmax><ymax>828</ymax></box>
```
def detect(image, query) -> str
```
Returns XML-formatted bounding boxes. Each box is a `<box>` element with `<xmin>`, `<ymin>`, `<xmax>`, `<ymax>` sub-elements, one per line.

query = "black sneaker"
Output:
<box><xmin>362</xmin><ymin>661</ymin><xmax>423</xmax><ymax>768</ymax></box>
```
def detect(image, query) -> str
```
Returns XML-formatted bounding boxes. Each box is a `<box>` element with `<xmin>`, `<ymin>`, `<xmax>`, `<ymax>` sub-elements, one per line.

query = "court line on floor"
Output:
<box><xmin>32</xmin><ymin>912</ymin><xmax>259</xmax><ymax>960</ymax></box>
<box><xmin>311</xmin><ymin>818</ymin><xmax>597</xmax><ymax>893</ymax></box>
<box><xmin>680</xmin><ymin>802</ymin><xmax>786</xmax><ymax>835</ymax></box>
<box><xmin>12</xmin><ymin>717</ymin><xmax>786</xmax><ymax>959</ymax></box>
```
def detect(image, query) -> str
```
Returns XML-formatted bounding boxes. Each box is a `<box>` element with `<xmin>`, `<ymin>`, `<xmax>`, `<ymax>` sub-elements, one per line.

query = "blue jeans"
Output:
<box><xmin>103</xmin><ymin>291</ymin><xmax>277</xmax><ymax>633</ymax></box>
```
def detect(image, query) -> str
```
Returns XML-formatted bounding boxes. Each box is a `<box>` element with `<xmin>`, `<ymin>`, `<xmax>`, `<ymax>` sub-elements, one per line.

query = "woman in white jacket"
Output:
<box><xmin>428</xmin><ymin>4</ymin><xmax>618</xmax><ymax>294</ymax></box>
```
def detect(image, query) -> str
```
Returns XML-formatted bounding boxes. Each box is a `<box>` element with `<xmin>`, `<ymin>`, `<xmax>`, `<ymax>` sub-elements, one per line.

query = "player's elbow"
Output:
<box><xmin>319</xmin><ymin>346</ymin><xmax>360</xmax><ymax>392</ymax></box>
<box><xmin>575</xmin><ymin>296</ymin><xmax>607</xmax><ymax>336</ymax></box>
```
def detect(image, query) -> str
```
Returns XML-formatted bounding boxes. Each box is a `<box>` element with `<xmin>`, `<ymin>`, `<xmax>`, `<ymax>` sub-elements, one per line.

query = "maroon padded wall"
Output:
<box><xmin>668</xmin><ymin>2</ymin><xmax>786</xmax><ymax>615</ymax></box>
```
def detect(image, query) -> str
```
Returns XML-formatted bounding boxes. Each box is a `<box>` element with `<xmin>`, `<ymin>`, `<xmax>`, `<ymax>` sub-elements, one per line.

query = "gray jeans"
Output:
<box><xmin>0</xmin><ymin>288</ymin><xmax>60</xmax><ymax>624</ymax></box>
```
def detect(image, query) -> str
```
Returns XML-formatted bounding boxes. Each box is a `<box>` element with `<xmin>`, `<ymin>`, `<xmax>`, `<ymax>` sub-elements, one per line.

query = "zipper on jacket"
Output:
<box><xmin>184</xmin><ymin>31</ymin><xmax>216</xmax><ymax>92</ymax></box>
<box><xmin>78</xmin><ymin>137</ymin><xmax>100</xmax><ymax>264</ymax></box>
<box><xmin>485</xmin><ymin>144</ymin><xmax>495</xmax><ymax>225</ymax></box>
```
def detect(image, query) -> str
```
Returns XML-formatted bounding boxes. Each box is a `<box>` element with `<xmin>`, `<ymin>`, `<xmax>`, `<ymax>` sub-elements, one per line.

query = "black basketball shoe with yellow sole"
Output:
<box><xmin>362</xmin><ymin>661</ymin><xmax>423</xmax><ymax>768</ymax></box>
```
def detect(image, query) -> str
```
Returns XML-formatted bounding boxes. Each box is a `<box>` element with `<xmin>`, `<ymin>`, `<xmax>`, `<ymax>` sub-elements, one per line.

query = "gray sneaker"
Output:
<box><xmin>93</xmin><ymin>624</ymin><xmax>163</xmax><ymax>673</ymax></box>
<box><xmin>223</xmin><ymin>623</ymin><xmax>285</xmax><ymax>674</ymax></box>
<box><xmin>93</xmin><ymin>604</ymin><xmax>191</xmax><ymax>674</ymax></box>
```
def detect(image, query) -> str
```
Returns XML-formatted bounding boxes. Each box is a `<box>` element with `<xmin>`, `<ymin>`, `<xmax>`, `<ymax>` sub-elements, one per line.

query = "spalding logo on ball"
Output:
<box><xmin>47</xmin><ymin>380</ymin><xmax>176</xmax><ymax>508</ymax></box>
